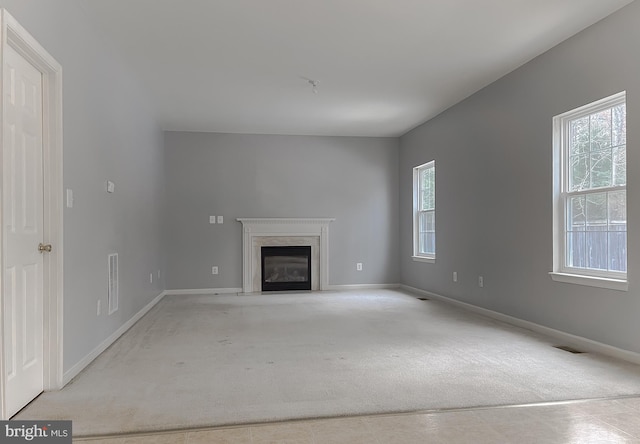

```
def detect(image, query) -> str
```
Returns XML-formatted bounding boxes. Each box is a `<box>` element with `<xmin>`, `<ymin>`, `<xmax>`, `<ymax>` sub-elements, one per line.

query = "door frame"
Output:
<box><xmin>0</xmin><ymin>9</ymin><xmax>63</xmax><ymax>420</ymax></box>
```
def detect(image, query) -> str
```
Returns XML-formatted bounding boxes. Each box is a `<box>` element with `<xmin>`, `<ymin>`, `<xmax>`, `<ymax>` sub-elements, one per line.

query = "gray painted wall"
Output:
<box><xmin>400</xmin><ymin>1</ymin><xmax>640</xmax><ymax>353</ymax></box>
<box><xmin>164</xmin><ymin>132</ymin><xmax>399</xmax><ymax>290</ymax></box>
<box><xmin>0</xmin><ymin>1</ymin><xmax>167</xmax><ymax>371</ymax></box>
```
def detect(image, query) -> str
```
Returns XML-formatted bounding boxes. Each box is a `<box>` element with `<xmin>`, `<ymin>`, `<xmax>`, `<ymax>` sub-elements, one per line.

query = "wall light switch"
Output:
<box><xmin>209</xmin><ymin>216</ymin><xmax>216</xmax><ymax>224</ymax></box>
<box><xmin>478</xmin><ymin>276</ymin><xmax>484</xmax><ymax>288</ymax></box>
<box><xmin>453</xmin><ymin>271</ymin><xmax>458</xmax><ymax>282</ymax></box>
<box><xmin>217</xmin><ymin>215</ymin><xmax>224</xmax><ymax>224</ymax></box>
<box><xmin>66</xmin><ymin>189</ymin><xmax>74</xmax><ymax>208</ymax></box>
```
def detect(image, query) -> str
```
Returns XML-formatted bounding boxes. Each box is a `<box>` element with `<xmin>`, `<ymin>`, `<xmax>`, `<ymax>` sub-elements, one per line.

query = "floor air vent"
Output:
<box><xmin>554</xmin><ymin>345</ymin><xmax>585</xmax><ymax>354</ymax></box>
<box><xmin>417</xmin><ymin>297</ymin><xmax>429</xmax><ymax>301</ymax></box>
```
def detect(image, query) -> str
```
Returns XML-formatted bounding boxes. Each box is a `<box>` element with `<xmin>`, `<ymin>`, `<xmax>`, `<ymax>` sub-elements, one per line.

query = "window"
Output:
<box><xmin>551</xmin><ymin>92</ymin><xmax>627</xmax><ymax>290</ymax></box>
<box><xmin>413</xmin><ymin>161</ymin><xmax>435</xmax><ymax>262</ymax></box>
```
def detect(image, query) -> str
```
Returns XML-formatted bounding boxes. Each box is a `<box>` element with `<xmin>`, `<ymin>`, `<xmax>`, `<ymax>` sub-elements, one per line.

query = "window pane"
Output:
<box><xmin>608</xmin><ymin>190</ymin><xmax>626</xmax><ymax>226</ymax></box>
<box><xmin>566</xmin><ymin>232</ymin><xmax>586</xmax><ymax>269</ymax></box>
<box><xmin>419</xmin><ymin>212</ymin><xmax>428</xmax><ymax>232</ymax></box>
<box><xmin>613</xmin><ymin>145</ymin><xmax>626</xmax><ymax>186</ymax></box>
<box><xmin>570</xmin><ymin>116</ymin><xmax>589</xmax><ymax>155</ymax></box>
<box><xmin>590</xmin><ymin>109</ymin><xmax>612</xmax><ymax>151</ymax></box>
<box><xmin>419</xmin><ymin>233</ymin><xmax>428</xmax><ymax>254</ymax></box>
<box><xmin>568</xmin><ymin>196</ymin><xmax>585</xmax><ymax>230</ymax></box>
<box><xmin>419</xmin><ymin>233</ymin><xmax>435</xmax><ymax>255</ymax></box>
<box><xmin>426</xmin><ymin>233</ymin><xmax>435</xmax><ymax>254</ymax></box>
<box><xmin>586</xmin><ymin>193</ymin><xmax>607</xmax><ymax>227</ymax></box>
<box><xmin>420</xmin><ymin>167</ymin><xmax>435</xmax><ymax>211</ymax></box>
<box><xmin>586</xmin><ymin>231</ymin><xmax>607</xmax><ymax>270</ymax></box>
<box><xmin>569</xmin><ymin>154</ymin><xmax>588</xmax><ymax>191</ymax></box>
<box><xmin>608</xmin><ymin>232</ymin><xmax>627</xmax><ymax>272</ymax></box>
<box><xmin>612</xmin><ymin>104</ymin><xmax>626</xmax><ymax>147</ymax></box>
<box><xmin>589</xmin><ymin>150</ymin><xmax>612</xmax><ymax>188</ymax></box>
<box><xmin>425</xmin><ymin>211</ymin><xmax>435</xmax><ymax>232</ymax></box>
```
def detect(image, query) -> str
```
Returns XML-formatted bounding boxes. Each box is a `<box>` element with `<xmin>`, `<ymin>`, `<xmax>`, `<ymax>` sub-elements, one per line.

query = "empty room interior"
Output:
<box><xmin>2</xmin><ymin>0</ymin><xmax>640</xmax><ymax>442</ymax></box>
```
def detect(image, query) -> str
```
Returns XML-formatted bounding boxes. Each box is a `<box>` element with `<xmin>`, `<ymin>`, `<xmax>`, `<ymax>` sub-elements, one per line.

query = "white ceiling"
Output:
<box><xmin>78</xmin><ymin>0</ymin><xmax>634</xmax><ymax>137</ymax></box>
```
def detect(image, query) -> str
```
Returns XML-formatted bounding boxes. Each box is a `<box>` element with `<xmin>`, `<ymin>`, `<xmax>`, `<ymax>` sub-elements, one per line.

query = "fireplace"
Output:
<box><xmin>261</xmin><ymin>246</ymin><xmax>312</xmax><ymax>291</ymax></box>
<box><xmin>236</xmin><ymin>218</ymin><xmax>335</xmax><ymax>293</ymax></box>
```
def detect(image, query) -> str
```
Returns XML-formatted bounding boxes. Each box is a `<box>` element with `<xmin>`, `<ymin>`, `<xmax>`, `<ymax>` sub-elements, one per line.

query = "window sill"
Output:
<box><xmin>549</xmin><ymin>272</ymin><xmax>628</xmax><ymax>292</ymax></box>
<box><xmin>412</xmin><ymin>255</ymin><xmax>435</xmax><ymax>264</ymax></box>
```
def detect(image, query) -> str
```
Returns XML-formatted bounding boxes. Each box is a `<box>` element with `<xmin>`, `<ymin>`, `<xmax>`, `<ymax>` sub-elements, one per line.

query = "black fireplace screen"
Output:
<box><xmin>261</xmin><ymin>246</ymin><xmax>311</xmax><ymax>291</ymax></box>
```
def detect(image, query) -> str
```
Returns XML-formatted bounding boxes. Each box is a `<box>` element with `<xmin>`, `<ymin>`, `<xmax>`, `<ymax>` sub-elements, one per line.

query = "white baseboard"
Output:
<box><xmin>164</xmin><ymin>288</ymin><xmax>242</xmax><ymax>295</ymax></box>
<box><xmin>326</xmin><ymin>283</ymin><xmax>401</xmax><ymax>291</ymax></box>
<box><xmin>164</xmin><ymin>286</ymin><xmax>402</xmax><ymax>295</ymax></box>
<box><xmin>400</xmin><ymin>285</ymin><xmax>640</xmax><ymax>365</ymax></box>
<box><xmin>62</xmin><ymin>291</ymin><xmax>166</xmax><ymax>386</ymax></box>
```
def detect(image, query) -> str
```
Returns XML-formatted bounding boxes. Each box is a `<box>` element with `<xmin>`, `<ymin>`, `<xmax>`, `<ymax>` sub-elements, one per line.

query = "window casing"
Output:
<box><xmin>413</xmin><ymin>161</ymin><xmax>435</xmax><ymax>262</ymax></box>
<box><xmin>551</xmin><ymin>92</ymin><xmax>627</xmax><ymax>290</ymax></box>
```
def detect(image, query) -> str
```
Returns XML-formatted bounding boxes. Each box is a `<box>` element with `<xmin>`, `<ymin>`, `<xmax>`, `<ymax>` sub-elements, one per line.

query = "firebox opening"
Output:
<box><xmin>261</xmin><ymin>246</ymin><xmax>312</xmax><ymax>291</ymax></box>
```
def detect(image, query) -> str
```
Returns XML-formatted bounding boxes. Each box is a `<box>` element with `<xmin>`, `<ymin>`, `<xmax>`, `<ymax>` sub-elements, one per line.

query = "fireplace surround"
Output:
<box><xmin>237</xmin><ymin>218</ymin><xmax>334</xmax><ymax>293</ymax></box>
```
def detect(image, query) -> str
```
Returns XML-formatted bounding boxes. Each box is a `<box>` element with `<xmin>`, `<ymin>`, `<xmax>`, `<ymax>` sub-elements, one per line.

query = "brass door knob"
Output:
<box><xmin>38</xmin><ymin>243</ymin><xmax>52</xmax><ymax>253</ymax></box>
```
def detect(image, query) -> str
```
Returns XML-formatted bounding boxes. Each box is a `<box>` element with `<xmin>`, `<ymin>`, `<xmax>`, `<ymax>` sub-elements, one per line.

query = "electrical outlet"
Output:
<box><xmin>356</xmin><ymin>263</ymin><xmax>363</xmax><ymax>271</ymax></box>
<box><xmin>97</xmin><ymin>299</ymin><xmax>101</xmax><ymax>316</ymax></box>
<box><xmin>150</xmin><ymin>273</ymin><xmax>153</xmax><ymax>283</ymax></box>
<box><xmin>209</xmin><ymin>216</ymin><xmax>216</xmax><ymax>224</ymax></box>
<box><xmin>478</xmin><ymin>276</ymin><xmax>484</xmax><ymax>288</ymax></box>
<box><xmin>217</xmin><ymin>215</ymin><xmax>224</xmax><ymax>224</ymax></box>
<box><xmin>212</xmin><ymin>266</ymin><xmax>219</xmax><ymax>275</ymax></box>
<box><xmin>453</xmin><ymin>271</ymin><xmax>458</xmax><ymax>282</ymax></box>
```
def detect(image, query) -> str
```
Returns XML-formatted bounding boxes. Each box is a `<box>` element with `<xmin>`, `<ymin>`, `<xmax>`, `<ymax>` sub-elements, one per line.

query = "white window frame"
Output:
<box><xmin>550</xmin><ymin>91</ymin><xmax>628</xmax><ymax>291</ymax></box>
<box><xmin>413</xmin><ymin>161</ymin><xmax>435</xmax><ymax>263</ymax></box>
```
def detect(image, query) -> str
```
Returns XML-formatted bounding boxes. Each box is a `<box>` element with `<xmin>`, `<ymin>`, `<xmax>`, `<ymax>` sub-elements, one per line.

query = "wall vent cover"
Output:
<box><xmin>554</xmin><ymin>345</ymin><xmax>584</xmax><ymax>354</ymax></box>
<box><xmin>108</xmin><ymin>253</ymin><xmax>119</xmax><ymax>314</ymax></box>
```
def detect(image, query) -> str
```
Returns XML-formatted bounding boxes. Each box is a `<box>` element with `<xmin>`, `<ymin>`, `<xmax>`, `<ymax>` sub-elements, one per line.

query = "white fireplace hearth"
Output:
<box><xmin>237</xmin><ymin>218</ymin><xmax>335</xmax><ymax>293</ymax></box>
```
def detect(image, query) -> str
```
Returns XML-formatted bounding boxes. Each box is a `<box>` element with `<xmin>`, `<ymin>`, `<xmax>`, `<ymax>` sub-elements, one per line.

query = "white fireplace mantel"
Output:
<box><xmin>237</xmin><ymin>218</ymin><xmax>335</xmax><ymax>293</ymax></box>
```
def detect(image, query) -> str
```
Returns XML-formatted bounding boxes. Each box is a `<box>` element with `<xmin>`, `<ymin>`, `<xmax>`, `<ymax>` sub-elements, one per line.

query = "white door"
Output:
<box><xmin>2</xmin><ymin>44</ymin><xmax>45</xmax><ymax>417</ymax></box>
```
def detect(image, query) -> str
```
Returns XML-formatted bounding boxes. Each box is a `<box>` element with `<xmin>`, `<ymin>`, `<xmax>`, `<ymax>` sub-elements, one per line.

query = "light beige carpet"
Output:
<box><xmin>15</xmin><ymin>290</ymin><xmax>640</xmax><ymax>436</ymax></box>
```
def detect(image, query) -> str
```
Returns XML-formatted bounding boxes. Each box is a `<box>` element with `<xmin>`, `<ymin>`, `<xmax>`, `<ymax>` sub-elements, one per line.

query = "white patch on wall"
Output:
<box><xmin>108</xmin><ymin>253</ymin><xmax>119</xmax><ymax>314</ymax></box>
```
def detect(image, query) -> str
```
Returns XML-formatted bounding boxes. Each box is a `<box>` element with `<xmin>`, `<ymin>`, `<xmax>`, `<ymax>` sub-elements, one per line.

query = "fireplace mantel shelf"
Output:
<box><xmin>237</xmin><ymin>218</ymin><xmax>335</xmax><ymax>226</ymax></box>
<box><xmin>237</xmin><ymin>218</ymin><xmax>335</xmax><ymax>293</ymax></box>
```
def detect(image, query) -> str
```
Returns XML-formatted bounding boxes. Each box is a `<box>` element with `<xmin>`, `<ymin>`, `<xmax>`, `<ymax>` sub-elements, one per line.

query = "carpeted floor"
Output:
<box><xmin>15</xmin><ymin>289</ymin><xmax>640</xmax><ymax>436</ymax></box>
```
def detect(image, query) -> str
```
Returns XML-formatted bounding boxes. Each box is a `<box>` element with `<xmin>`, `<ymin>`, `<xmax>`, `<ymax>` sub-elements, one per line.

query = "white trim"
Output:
<box><xmin>552</xmin><ymin>91</ymin><xmax>627</xmax><ymax>283</ymax></box>
<box><xmin>0</xmin><ymin>10</ymin><xmax>64</xmax><ymax>419</ymax></box>
<box><xmin>164</xmin><ymin>288</ymin><xmax>242</xmax><ymax>296</ymax></box>
<box><xmin>400</xmin><ymin>285</ymin><xmax>640</xmax><ymax>365</ymax></box>
<box><xmin>237</xmin><ymin>218</ymin><xmax>335</xmax><ymax>293</ymax></box>
<box><xmin>63</xmin><ymin>292</ymin><xmax>165</xmax><ymax>385</ymax></box>
<box><xmin>413</xmin><ymin>161</ymin><xmax>436</xmax><ymax>260</ymax></box>
<box><xmin>237</xmin><ymin>218</ymin><xmax>336</xmax><ymax>225</ymax></box>
<box><xmin>549</xmin><ymin>272</ymin><xmax>628</xmax><ymax>291</ymax></box>
<box><xmin>326</xmin><ymin>283</ymin><xmax>400</xmax><ymax>291</ymax></box>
